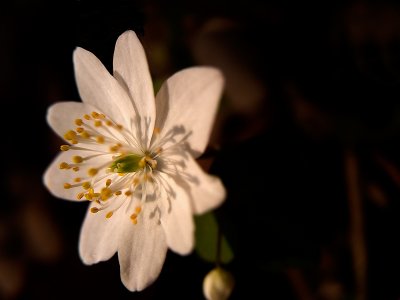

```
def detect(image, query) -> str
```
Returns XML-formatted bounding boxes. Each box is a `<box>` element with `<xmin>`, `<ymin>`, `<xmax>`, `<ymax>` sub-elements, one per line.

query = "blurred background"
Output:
<box><xmin>2</xmin><ymin>0</ymin><xmax>400</xmax><ymax>299</ymax></box>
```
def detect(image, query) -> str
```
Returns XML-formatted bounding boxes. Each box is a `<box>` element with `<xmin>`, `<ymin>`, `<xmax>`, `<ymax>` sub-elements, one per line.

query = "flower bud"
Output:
<box><xmin>203</xmin><ymin>267</ymin><xmax>234</xmax><ymax>300</ymax></box>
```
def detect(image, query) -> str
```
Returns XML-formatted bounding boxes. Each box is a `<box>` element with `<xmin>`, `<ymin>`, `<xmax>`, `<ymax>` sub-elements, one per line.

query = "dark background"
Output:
<box><xmin>2</xmin><ymin>0</ymin><xmax>400</xmax><ymax>299</ymax></box>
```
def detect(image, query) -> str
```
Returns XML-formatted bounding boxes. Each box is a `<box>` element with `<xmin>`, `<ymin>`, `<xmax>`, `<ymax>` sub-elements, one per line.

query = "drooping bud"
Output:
<box><xmin>203</xmin><ymin>267</ymin><xmax>234</xmax><ymax>300</ymax></box>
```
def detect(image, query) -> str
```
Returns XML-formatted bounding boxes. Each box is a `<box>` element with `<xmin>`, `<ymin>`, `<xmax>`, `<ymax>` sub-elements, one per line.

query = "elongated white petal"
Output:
<box><xmin>79</xmin><ymin>202</ymin><xmax>122</xmax><ymax>264</ymax></box>
<box><xmin>113</xmin><ymin>30</ymin><xmax>155</xmax><ymax>147</ymax></box>
<box><xmin>43</xmin><ymin>150</ymin><xmax>110</xmax><ymax>201</ymax></box>
<box><xmin>159</xmin><ymin>173</ymin><xmax>194</xmax><ymax>255</ymax></box>
<box><xmin>118</xmin><ymin>215</ymin><xmax>167</xmax><ymax>291</ymax></box>
<box><xmin>73</xmin><ymin>47</ymin><xmax>135</xmax><ymax>127</ymax></box>
<box><xmin>154</xmin><ymin>67</ymin><xmax>224</xmax><ymax>157</ymax></box>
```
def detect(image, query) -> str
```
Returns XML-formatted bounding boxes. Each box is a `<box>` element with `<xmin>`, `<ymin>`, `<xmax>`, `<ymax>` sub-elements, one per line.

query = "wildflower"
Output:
<box><xmin>44</xmin><ymin>30</ymin><xmax>226</xmax><ymax>291</ymax></box>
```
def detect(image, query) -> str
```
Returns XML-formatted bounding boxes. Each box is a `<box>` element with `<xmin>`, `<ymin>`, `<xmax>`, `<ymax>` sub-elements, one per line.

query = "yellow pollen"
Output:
<box><xmin>91</xmin><ymin>111</ymin><xmax>100</xmax><ymax>118</ymax></box>
<box><xmin>85</xmin><ymin>193</ymin><xmax>93</xmax><ymax>200</ymax></box>
<box><xmin>90</xmin><ymin>207</ymin><xmax>99</xmax><ymax>213</ymax></box>
<box><xmin>125</xmin><ymin>190</ymin><xmax>132</xmax><ymax>196</ymax></box>
<box><xmin>76</xmin><ymin>127</ymin><xmax>84</xmax><ymax>133</ymax></box>
<box><xmin>64</xmin><ymin>130</ymin><xmax>77</xmax><ymax>140</ymax></box>
<box><xmin>100</xmin><ymin>187</ymin><xmax>113</xmax><ymax>201</ymax></box>
<box><xmin>116</xmin><ymin>124</ymin><xmax>123</xmax><ymax>130</ymax></box>
<box><xmin>130</xmin><ymin>213</ymin><xmax>137</xmax><ymax>220</ymax></box>
<box><xmin>106</xmin><ymin>179</ymin><xmax>112</xmax><ymax>186</ymax></box>
<box><xmin>71</xmin><ymin>139</ymin><xmax>78</xmax><ymax>144</ymax></box>
<box><xmin>82</xmin><ymin>182</ymin><xmax>91</xmax><ymax>190</ymax></box>
<box><xmin>63</xmin><ymin>183</ymin><xmax>72</xmax><ymax>189</ymax></box>
<box><xmin>59</xmin><ymin>162</ymin><xmax>69</xmax><ymax>169</ymax></box>
<box><xmin>106</xmin><ymin>120</ymin><xmax>113</xmax><ymax>126</ymax></box>
<box><xmin>88</xmin><ymin>168</ymin><xmax>98</xmax><ymax>177</ymax></box>
<box><xmin>75</xmin><ymin>119</ymin><xmax>83</xmax><ymax>126</ymax></box>
<box><xmin>106</xmin><ymin>211</ymin><xmax>113</xmax><ymax>219</ymax></box>
<box><xmin>110</xmin><ymin>145</ymin><xmax>121</xmax><ymax>152</ymax></box>
<box><xmin>74</xmin><ymin>177</ymin><xmax>82</xmax><ymax>183</ymax></box>
<box><xmin>76</xmin><ymin>192</ymin><xmax>84</xmax><ymax>200</ymax></box>
<box><xmin>153</xmin><ymin>127</ymin><xmax>160</xmax><ymax>135</ymax></box>
<box><xmin>96</xmin><ymin>136</ymin><xmax>105</xmax><ymax>144</ymax></box>
<box><xmin>73</xmin><ymin>166</ymin><xmax>80</xmax><ymax>172</ymax></box>
<box><xmin>135</xmin><ymin>206</ymin><xmax>142</xmax><ymax>214</ymax></box>
<box><xmin>131</xmin><ymin>219</ymin><xmax>138</xmax><ymax>225</ymax></box>
<box><xmin>94</xmin><ymin>120</ymin><xmax>102</xmax><ymax>127</ymax></box>
<box><xmin>80</xmin><ymin>131</ymin><xmax>91</xmax><ymax>139</ymax></box>
<box><xmin>115</xmin><ymin>191</ymin><xmax>122</xmax><ymax>196</ymax></box>
<box><xmin>72</xmin><ymin>156</ymin><xmax>83</xmax><ymax>163</ymax></box>
<box><xmin>60</xmin><ymin>145</ymin><xmax>70</xmax><ymax>151</ymax></box>
<box><xmin>84</xmin><ymin>114</ymin><xmax>91</xmax><ymax>120</ymax></box>
<box><xmin>99</xmin><ymin>114</ymin><xmax>106</xmax><ymax>119</ymax></box>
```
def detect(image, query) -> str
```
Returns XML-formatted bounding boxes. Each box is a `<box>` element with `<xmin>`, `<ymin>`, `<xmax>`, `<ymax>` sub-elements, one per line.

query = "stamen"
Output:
<box><xmin>84</xmin><ymin>114</ymin><xmax>91</xmax><ymax>120</ymax></box>
<box><xmin>82</xmin><ymin>182</ymin><xmax>91</xmax><ymax>190</ymax></box>
<box><xmin>76</xmin><ymin>192</ymin><xmax>84</xmax><ymax>200</ymax></box>
<box><xmin>75</xmin><ymin>119</ymin><xmax>83</xmax><ymax>126</ymax></box>
<box><xmin>88</xmin><ymin>168</ymin><xmax>98</xmax><ymax>177</ymax></box>
<box><xmin>72</xmin><ymin>156</ymin><xmax>83</xmax><ymax>163</ymax></box>
<box><xmin>106</xmin><ymin>179</ymin><xmax>112</xmax><ymax>186</ymax></box>
<box><xmin>60</xmin><ymin>145</ymin><xmax>70</xmax><ymax>151</ymax></box>
<box><xmin>90</xmin><ymin>207</ymin><xmax>100</xmax><ymax>213</ymax></box>
<box><xmin>64</xmin><ymin>130</ymin><xmax>77</xmax><ymax>140</ymax></box>
<box><xmin>100</xmin><ymin>188</ymin><xmax>112</xmax><ymax>201</ymax></box>
<box><xmin>59</xmin><ymin>162</ymin><xmax>70</xmax><ymax>169</ymax></box>
<box><xmin>64</xmin><ymin>183</ymin><xmax>72</xmax><ymax>189</ymax></box>
<box><xmin>106</xmin><ymin>211</ymin><xmax>113</xmax><ymax>219</ymax></box>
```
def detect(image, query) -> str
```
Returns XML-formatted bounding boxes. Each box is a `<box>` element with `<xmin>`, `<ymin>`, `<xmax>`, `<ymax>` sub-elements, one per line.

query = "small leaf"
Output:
<box><xmin>195</xmin><ymin>212</ymin><xmax>234</xmax><ymax>264</ymax></box>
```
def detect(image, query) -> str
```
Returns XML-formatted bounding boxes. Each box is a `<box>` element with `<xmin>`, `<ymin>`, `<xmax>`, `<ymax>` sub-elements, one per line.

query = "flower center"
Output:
<box><xmin>58</xmin><ymin>111</ymin><xmax>164</xmax><ymax>224</ymax></box>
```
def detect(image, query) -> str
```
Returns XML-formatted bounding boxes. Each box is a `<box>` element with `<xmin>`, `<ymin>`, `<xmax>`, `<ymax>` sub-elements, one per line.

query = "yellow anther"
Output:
<box><xmin>99</xmin><ymin>114</ymin><xmax>106</xmax><ymax>119</ymax></box>
<box><xmin>133</xmin><ymin>178</ymin><xmax>140</xmax><ymax>186</ymax></box>
<box><xmin>118</xmin><ymin>173</ymin><xmax>125</xmax><ymax>176</ymax></box>
<box><xmin>88</xmin><ymin>168</ymin><xmax>98</xmax><ymax>177</ymax></box>
<box><xmin>91</xmin><ymin>111</ymin><xmax>100</xmax><ymax>118</ymax></box>
<box><xmin>71</xmin><ymin>139</ymin><xmax>78</xmax><ymax>144</ymax></box>
<box><xmin>94</xmin><ymin>120</ymin><xmax>102</xmax><ymax>127</ymax></box>
<box><xmin>110</xmin><ymin>145</ymin><xmax>120</xmax><ymax>152</ymax></box>
<box><xmin>74</xmin><ymin>177</ymin><xmax>82</xmax><ymax>183</ymax></box>
<box><xmin>125</xmin><ymin>190</ymin><xmax>132</xmax><ymax>196</ymax></box>
<box><xmin>84</xmin><ymin>114</ymin><xmax>91</xmax><ymax>120</ymax></box>
<box><xmin>116</xmin><ymin>124</ymin><xmax>123</xmax><ymax>130</ymax></box>
<box><xmin>115</xmin><ymin>191</ymin><xmax>122</xmax><ymax>196</ymax></box>
<box><xmin>106</xmin><ymin>179</ymin><xmax>112</xmax><ymax>186</ymax></box>
<box><xmin>64</xmin><ymin>130</ymin><xmax>77</xmax><ymax>140</ymax></box>
<box><xmin>73</xmin><ymin>166</ymin><xmax>80</xmax><ymax>172</ymax></box>
<box><xmin>72</xmin><ymin>156</ymin><xmax>83</xmax><ymax>163</ymax></box>
<box><xmin>100</xmin><ymin>187</ymin><xmax>113</xmax><ymax>201</ymax></box>
<box><xmin>130</xmin><ymin>213</ymin><xmax>137</xmax><ymax>220</ymax></box>
<box><xmin>76</xmin><ymin>127</ymin><xmax>84</xmax><ymax>133</ymax></box>
<box><xmin>59</xmin><ymin>162</ymin><xmax>69</xmax><ymax>169</ymax></box>
<box><xmin>82</xmin><ymin>182</ymin><xmax>91</xmax><ymax>190</ymax></box>
<box><xmin>80</xmin><ymin>131</ymin><xmax>91</xmax><ymax>139</ymax></box>
<box><xmin>135</xmin><ymin>206</ymin><xmax>142</xmax><ymax>214</ymax></box>
<box><xmin>75</xmin><ymin>119</ymin><xmax>83</xmax><ymax>126</ymax></box>
<box><xmin>96</xmin><ymin>136</ymin><xmax>105</xmax><ymax>144</ymax></box>
<box><xmin>84</xmin><ymin>193</ymin><xmax>93</xmax><ymax>200</ymax></box>
<box><xmin>106</xmin><ymin>120</ymin><xmax>113</xmax><ymax>126</ymax></box>
<box><xmin>76</xmin><ymin>192</ymin><xmax>84</xmax><ymax>200</ymax></box>
<box><xmin>106</xmin><ymin>211</ymin><xmax>113</xmax><ymax>219</ymax></box>
<box><xmin>90</xmin><ymin>207</ymin><xmax>100</xmax><ymax>213</ymax></box>
<box><xmin>155</xmin><ymin>147</ymin><xmax>163</xmax><ymax>154</ymax></box>
<box><xmin>138</xmin><ymin>157</ymin><xmax>146</xmax><ymax>168</ymax></box>
<box><xmin>93</xmin><ymin>193</ymin><xmax>100</xmax><ymax>198</ymax></box>
<box><xmin>60</xmin><ymin>145</ymin><xmax>70</xmax><ymax>151</ymax></box>
<box><xmin>63</xmin><ymin>183</ymin><xmax>72</xmax><ymax>189</ymax></box>
<box><xmin>153</xmin><ymin>127</ymin><xmax>160</xmax><ymax>135</ymax></box>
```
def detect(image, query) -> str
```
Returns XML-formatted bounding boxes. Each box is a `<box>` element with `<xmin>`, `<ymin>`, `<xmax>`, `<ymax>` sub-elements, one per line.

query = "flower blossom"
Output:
<box><xmin>44</xmin><ymin>30</ymin><xmax>226</xmax><ymax>291</ymax></box>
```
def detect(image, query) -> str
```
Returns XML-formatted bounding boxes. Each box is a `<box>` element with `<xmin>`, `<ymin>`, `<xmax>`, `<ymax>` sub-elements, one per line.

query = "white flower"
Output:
<box><xmin>203</xmin><ymin>267</ymin><xmax>235</xmax><ymax>300</ymax></box>
<box><xmin>43</xmin><ymin>30</ymin><xmax>226</xmax><ymax>291</ymax></box>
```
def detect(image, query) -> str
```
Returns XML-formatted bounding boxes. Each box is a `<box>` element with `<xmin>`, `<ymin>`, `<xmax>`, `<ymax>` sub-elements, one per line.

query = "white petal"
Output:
<box><xmin>159</xmin><ymin>173</ymin><xmax>195</xmax><ymax>255</ymax></box>
<box><xmin>43</xmin><ymin>150</ymin><xmax>110</xmax><ymax>201</ymax></box>
<box><xmin>79</xmin><ymin>202</ymin><xmax>122</xmax><ymax>264</ymax></box>
<box><xmin>73</xmin><ymin>47</ymin><xmax>135</xmax><ymax>127</ymax></box>
<box><xmin>153</xmin><ymin>67</ymin><xmax>224</xmax><ymax>157</ymax></box>
<box><xmin>113</xmin><ymin>30</ymin><xmax>156</xmax><ymax>147</ymax></box>
<box><xmin>164</xmin><ymin>157</ymin><xmax>226</xmax><ymax>214</ymax></box>
<box><xmin>118</xmin><ymin>213</ymin><xmax>167</xmax><ymax>292</ymax></box>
